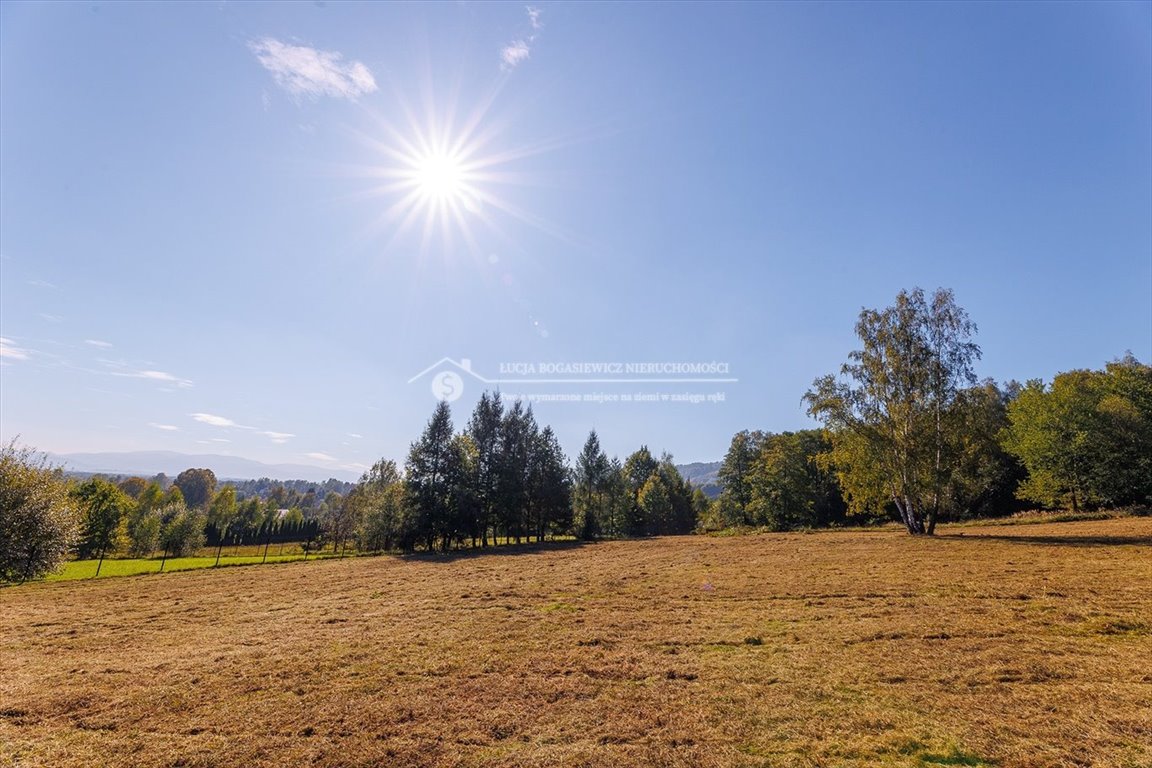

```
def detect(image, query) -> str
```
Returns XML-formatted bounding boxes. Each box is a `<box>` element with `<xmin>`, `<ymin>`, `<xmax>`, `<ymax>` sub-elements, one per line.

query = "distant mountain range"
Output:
<box><xmin>51</xmin><ymin>450</ymin><xmax>721</xmax><ymax>493</ymax></box>
<box><xmin>676</xmin><ymin>461</ymin><xmax>722</xmax><ymax>498</ymax></box>
<box><xmin>54</xmin><ymin>451</ymin><xmax>360</xmax><ymax>483</ymax></box>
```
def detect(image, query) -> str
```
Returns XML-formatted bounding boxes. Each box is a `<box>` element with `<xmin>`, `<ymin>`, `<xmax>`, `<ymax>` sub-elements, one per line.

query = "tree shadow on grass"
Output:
<box><xmin>939</xmin><ymin>533</ymin><xmax>1152</xmax><ymax>548</ymax></box>
<box><xmin>401</xmin><ymin>539</ymin><xmax>591</xmax><ymax>563</ymax></box>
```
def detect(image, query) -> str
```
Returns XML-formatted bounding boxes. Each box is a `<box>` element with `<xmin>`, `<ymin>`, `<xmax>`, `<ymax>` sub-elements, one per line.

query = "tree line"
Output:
<box><xmin>0</xmin><ymin>460</ymin><xmax>345</xmax><ymax>582</ymax></box>
<box><xmin>0</xmin><ymin>392</ymin><xmax>703</xmax><ymax>581</ymax></box>
<box><xmin>2</xmin><ymin>285</ymin><xmax>1149</xmax><ymax>581</ymax></box>
<box><xmin>711</xmin><ymin>288</ymin><xmax>1150</xmax><ymax>535</ymax></box>
<box><xmin>328</xmin><ymin>392</ymin><xmax>700</xmax><ymax>555</ymax></box>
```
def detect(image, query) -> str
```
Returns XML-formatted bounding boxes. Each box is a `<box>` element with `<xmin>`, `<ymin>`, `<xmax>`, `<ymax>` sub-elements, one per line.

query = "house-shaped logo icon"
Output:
<box><xmin>407</xmin><ymin>358</ymin><xmax>488</xmax><ymax>402</ymax></box>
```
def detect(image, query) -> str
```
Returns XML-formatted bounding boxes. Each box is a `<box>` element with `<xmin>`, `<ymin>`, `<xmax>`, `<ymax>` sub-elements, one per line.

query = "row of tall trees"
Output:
<box><xmin>402</xmin><ymin>396</ymin><xmax>573</xmax><ymax>551</ymax></box>
<box><xmin>573</xmin><ymin>433</ymin><xmax>701</xmax><ymax>539</ymax></box>
<box><xmin>295</xmin><ymin>396</ymin><xmax>577</xmax><ymax>556</ymax></box>
<box><xmin>330</xmin><ymin>395</ymin><xmax>700</xmax><ymax>554</ymax></box>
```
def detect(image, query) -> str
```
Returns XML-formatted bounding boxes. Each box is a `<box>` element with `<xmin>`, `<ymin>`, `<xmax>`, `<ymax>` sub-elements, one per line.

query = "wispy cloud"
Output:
<box><xmin>347</xmin><ymin>432</ymin><xmax>363</xmax><ymax>439</ymax></box>
<box><xmin>305</xmin><ymin>452</ymin><xmax>336</xmax><ymax>462</ymax></box>
<box><xmin>0</xmin><ymin>338</ymin><xmax>30</xmax><ymax>361</ymax></box>
<box><xmin>500</xmin><ymin>7</ymin><xmax>543</xmax><ymax>71</ymax></box>
<box><xmin>26</xmin><ymin>279</ymin><xmax>57</xmax><ymax>289</ymax></box>
<box><xmin>250</xmin><ymin>38</ymin><xmax>376</xmax><ymax>100</ymax></box>
<box><xmin>501</xmin><ymin>41</ymin><xmax>531</xmax><ymax>70</ymax></box>
<box><xmin>114</xmin><ymin>369</ymin><xmax>193</xmax><ymax>388</ymax></box>
<box><xmin>85</xmin><ymin>339</ymin><xmax>113</xmax><ymax>349</ymax></box>
<box><xmin>188</xmin><ymin>413</ymin><xmax>295</xmax><ymax>443</ymax></box>
<box><xmin>149</xmin><ymin>423</ymin><xmax>180</xmax><ymax>431</ymax></box>
<box><xmin>191</xmin><ymin>412</ymin><xmax>239</xmax><ymax>427</ymax></box>
<box><xmin>39</xmin><ymin>313</ymin><xmax>63</xmax><ymax>323</ymax></box>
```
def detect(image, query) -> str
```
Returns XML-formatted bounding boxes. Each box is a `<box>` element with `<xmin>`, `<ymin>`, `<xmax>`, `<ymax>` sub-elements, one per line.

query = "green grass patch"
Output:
<box><xmin>539</xmin><ymin>601</ymin><xmax>581</xmax><ymax>612</ymax></box>
<box><xmin>32</xmin><ymin>536</ymin><xmax>584</xmax><ymax>584</ymax></box>
<box><xmin>916</xmin><ymin>746</ymin><xmax>997</xmax><ymax>766</ymax></box>
<box><xmin>46</xmin><ymin>552</ymin><xmax>343</xmax><ymax>582</ymax></box>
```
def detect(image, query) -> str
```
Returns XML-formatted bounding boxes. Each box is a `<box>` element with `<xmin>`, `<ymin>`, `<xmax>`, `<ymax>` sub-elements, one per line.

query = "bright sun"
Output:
<box><xmin>412</xmin><ymin>152</ymin><xmax>466</xmax><ymax>202</ymax></box>
<box><xmin>361</xmin><ymin>91</ymin><xmax>561</xmax><ymax>251</ymax></box>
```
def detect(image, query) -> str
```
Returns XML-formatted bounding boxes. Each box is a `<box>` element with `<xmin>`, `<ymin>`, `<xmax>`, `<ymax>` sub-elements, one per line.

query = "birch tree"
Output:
<box><xmin>805</xmin><ymin>288</ymin><xmax>980</xmax><ymax>535</ymax></box>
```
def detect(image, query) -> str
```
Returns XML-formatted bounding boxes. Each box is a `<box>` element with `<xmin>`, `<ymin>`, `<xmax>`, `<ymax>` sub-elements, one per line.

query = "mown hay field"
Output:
<box><xmin>2</xmin><ymin>518</ymin><xmax>1150</xmax><ymax>768</ymax></box>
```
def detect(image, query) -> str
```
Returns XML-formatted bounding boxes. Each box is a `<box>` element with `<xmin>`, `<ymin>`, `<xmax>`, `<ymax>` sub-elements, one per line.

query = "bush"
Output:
<box><xmin>0</xmin><ymin>441</ymin><xmax>80</xmax><ymax>583</ymax></box>
<box><xmin>160</xmin><ymin>504</ymin><xmax>205</xmax><ymax>557</ymax></box>
<box><xmin>127</xmin><ymin>509</ymin><xmax>161</xmax><ymax>557</ymax></box>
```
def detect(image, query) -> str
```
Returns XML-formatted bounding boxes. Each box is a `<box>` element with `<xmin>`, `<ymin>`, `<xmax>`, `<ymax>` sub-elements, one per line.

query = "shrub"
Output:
<box><xmin>0</xmin><ymin>441</ymin><xmax>80</xmax><ymax>583</ymax></box>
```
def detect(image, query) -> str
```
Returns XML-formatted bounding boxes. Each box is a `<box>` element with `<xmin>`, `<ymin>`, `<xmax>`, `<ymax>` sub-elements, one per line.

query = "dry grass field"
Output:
<box><xmin>2</xmin><ymin>518</ymin><xmax>1150</xmax><ymax>768</ymax></box>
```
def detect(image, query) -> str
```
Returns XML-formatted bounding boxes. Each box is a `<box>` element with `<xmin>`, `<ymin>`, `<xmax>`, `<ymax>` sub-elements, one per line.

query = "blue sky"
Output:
<box><xmin>2</xmin><ymin>1</ymin><xmax>1150</xmax><ymax>477</ymax></box>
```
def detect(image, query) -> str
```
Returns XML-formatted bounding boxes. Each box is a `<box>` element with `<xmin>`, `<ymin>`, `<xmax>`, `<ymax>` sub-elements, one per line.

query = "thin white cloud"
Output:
<box><xmin>40</xmin><ymin>313</ymin><xmax>63</xmax><ymax>323</ymax></box>
<box><xmin>85</xmin><ymin>339</ymin><xmax>114</xmax><ymax>349</ymax></box>
<box><xmin>249</xmin><ymin>38</ymin><xmax>376</xmax><ymax>100</ymax></box>
<box><xmin>149</xmin><ymin>423</ymin><xmax>180</xmax><ymax>431</ymax></box>
<box><xmin>26</xmin><ymin>279</ymin><xmax>57</xmax><ymax>289</ymax></box>
<box><xmin>188</xmin><ymin>413</ymin><xmax>291</xmax><ymax>442</ymax></box>
<box><xmin>500</xmin><ymin>7</ymin><xmax>543</xmax><ymax>71</ymax></box>
<box><xmin>210</xmin><ymin>438</ymin><xmax>231</xmax><ymax>443</ymax></box>
<box><xmin>0</xmin><ymin>338</ymin><xmax>30</xmax><ymax>361</ymax></box>
<box><xmin>501</xmin><ymin>40</ymin><xmax>531</xmax><ymax>70</ymax></box>
<box><xmin>191</xmin><ymin>412</ymin><xmax>239</xmax><ymax>428</ymax></box>
<box><xmin>114</xmin><ymin>369</ymin><xmax>193</xmax><ymax>388</ymax></box>
<box><xmin>305</xmin><ymin>452</ymin><xmax>336</xmax><ymax>462</ymax></box>
<box><xmin>347</xmin><ymin>433</ymin><xmax>363</xmax><ymax>439</ymax></box>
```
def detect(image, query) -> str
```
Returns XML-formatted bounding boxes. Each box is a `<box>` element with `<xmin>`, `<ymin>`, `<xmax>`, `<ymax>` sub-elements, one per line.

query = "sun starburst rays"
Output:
<box><xmin>356</xmin><ymin>113</ymin><xmax>499</xmax><ymax>254</ymax></box>
<box><xmin>342</xmin><ymin>84</ymin><xmax>597</xmax><ymax>264</ymax></box>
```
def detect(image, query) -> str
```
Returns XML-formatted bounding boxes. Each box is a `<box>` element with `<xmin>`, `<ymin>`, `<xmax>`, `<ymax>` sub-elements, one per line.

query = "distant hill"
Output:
<box><xmin>54</xmin><ymin>451</ymin><xmax>359</xmax><ymax>483</ymax></box>
<box><xmin>676</xmin><ymin>461</ymin><xmax>722</xmax><ymax>498</ymax></box>
<box><xmin>55</xmin><ymin>450</ymin><xmax>715</xmax><ymax>493</ymax></box>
